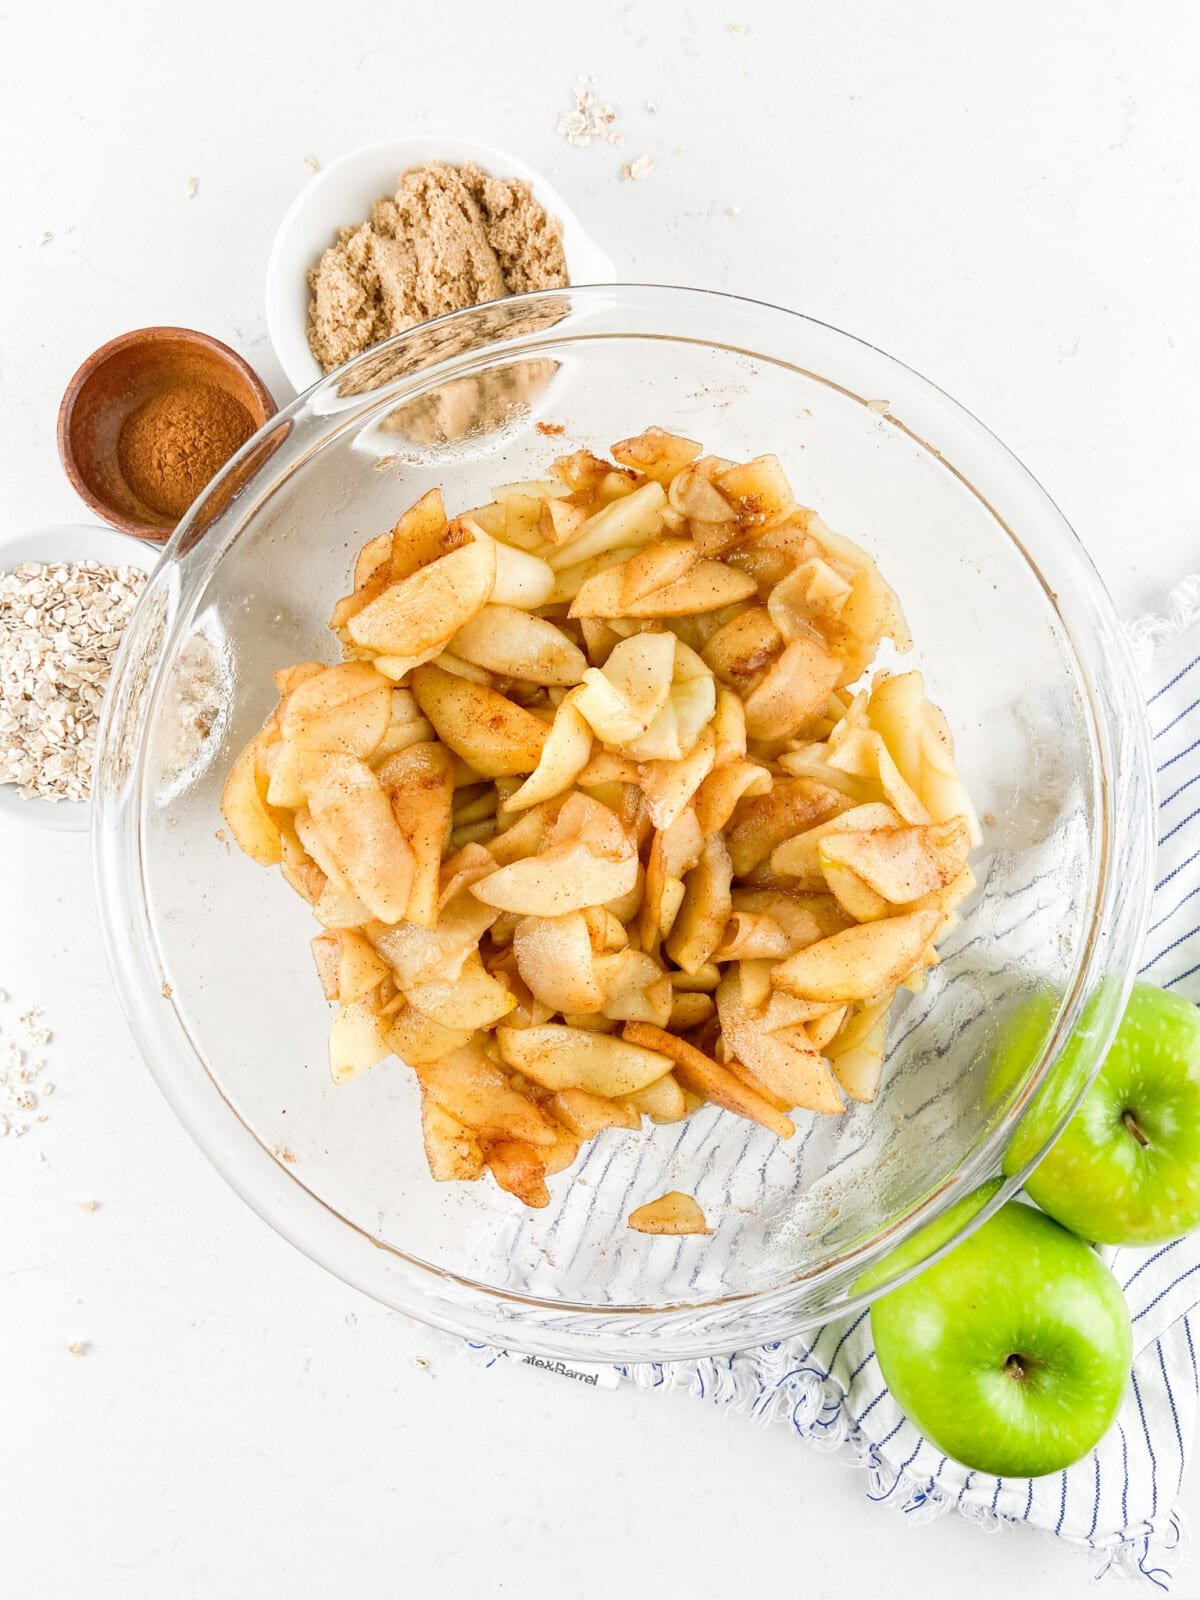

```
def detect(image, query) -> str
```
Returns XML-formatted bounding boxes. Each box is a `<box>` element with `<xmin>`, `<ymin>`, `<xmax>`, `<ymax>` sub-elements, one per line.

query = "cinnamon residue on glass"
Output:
<box><xmin>306</xmin><ymin>162</ymin><xmax>569</xmax><ymax>373</ymax></box>
<box><xmin>117</xmin><ymin>383</ymin><xmax>255</xmax><ymax>519</ymax></box>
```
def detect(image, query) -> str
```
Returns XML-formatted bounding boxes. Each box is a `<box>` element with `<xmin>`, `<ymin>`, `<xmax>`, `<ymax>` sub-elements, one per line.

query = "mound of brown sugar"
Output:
<box><xmin>306</xmin><ymin>162</ymin><xmax>569</xmax><ymax>373</ymax></box>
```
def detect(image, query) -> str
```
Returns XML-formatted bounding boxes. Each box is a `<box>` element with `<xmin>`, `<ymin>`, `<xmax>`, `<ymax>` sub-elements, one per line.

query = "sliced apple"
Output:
<box><xmin>347</xmin><ymin>535</ymin><xmax>495</xmax><ymax>657</ymax></box>
<box><xmin>742</xmin><ymin>635</ymin><xmax>843</xmax><ymax>740</ymax></box>
<box><xmin>450</xmin><ymin>604</ymin><xmax>587</xmax><ymax>685</ymax></box>
<box><xmin>514</xmin><ymin>912</ymin><xmax>606</xmax><ymax>1014</ymax></box>
<box><xmin>621</xmin><ymin>1022</ymin><xmax>795</xmax><ymax>1139</ymax></box>
<box><xmin>611</xmin><ymin>428</ymin><xmax>703</xmax><ymax>485</ymax></box>
<box><xmin>386</xmin><ymin>1005</ymin><xmax>475</xmax><ymax>1066</ymax></box>
<box><xmin>415</xmin><ymin>1047</ymin><xmax>558</xmax><ymax>1147</ymax></box>
<box><xmin>820</xmin><ymin>817</ymin><xmax>972</xmax><ymax>905</ymax></box>
<box><xmin>768</xmin><ymin>802</ymin><xmax>902</xmax><ymax>888</ymax></box>
<box><xmin>548</xmin><ymin>1087</ymin><xmax>642</xmax><ymax>1138</ymax></box>
<box><xmin>628</xmin><ymin>1191</ymin><xmax>711</xmax><ymax>1234</ymax></box>
<box><xmin>481</xmin><ymin>1137</ymin><xmax>551</xmax><ymax>1207</ymax></box>
<box><xmin>420</xmin><ymin>1094</ymin><xmax>485</xmax><ymax>1181</ymax></box>
<box><xmin>303</xmin><ymin>753</ymin><xmax>416</xmax><ymax>925</ymax></box>
<box><xmin>410</xmin><ymin>663</ymin><xmax>548</xmax><ymax>779</ymax></box>
<box><xmin>496</xmin><ymin>1024</ymin><xmax>674</xmax><ymax>1097</ymax></box>
<box><xmin>570</xmin><ymin>555</ymin><xmax>756</xmax><ymax>619</ymax></box>
<box><xmin>404</xmin><ymin>952</ymin><xmax>516</xmax><ymax>1031</ymax></box>
<box><xmin>329</xmin><ymin>997</ymin><xmax>391</xmax><ymax>1085</ymax></box>
<box><xmin>220</xmin><ymin>726</ymin><xmax>283</xmax><ymax>866</ymax></box>
<box><xmin>717</xmin><ymin>971</ymin><xmax>843</xmax><ymax>1114</ymax></box>
<box><xmin>725</xmin><ymin>777</ymin><xmax>851</xmax><ymax>878</ymax></box>
<box><xmin>376</xmin><ymin>739</ymin><xmax>455</xmax><ymax>928</ymax></box>
<box><xmin>771</xmin><ymin>909</ymin><xmax>942</xmax><ymax>1002</ymax></box>
<box><xmin>665</xmin><ymin>832</ymin><xmax>733</xmax><ymax>975</ymax></box>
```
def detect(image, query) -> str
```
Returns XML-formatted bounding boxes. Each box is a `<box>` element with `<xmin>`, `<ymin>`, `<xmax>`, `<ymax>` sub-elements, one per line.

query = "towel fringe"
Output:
<box><xmin>620</xmin><ymin>1353</ymin><xmax>961</xmax><ymax>1521</ymax></box>
<box><xmin>621</xmin><ymin>1351</ymin><xmax>1191</xmax><ymax>1587</ymax></box>
<box><xmin>1127</xmin><ymin>572</ymin><xmax>1200</xmax><ymax>672</ymax></box>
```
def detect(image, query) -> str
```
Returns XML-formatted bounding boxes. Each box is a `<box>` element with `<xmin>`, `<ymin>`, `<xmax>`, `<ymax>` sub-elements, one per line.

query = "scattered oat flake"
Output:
<box><xmin>80</xmin><ymin>1200</ymin><xmax>99</xmax><ymax>1212</ymax></box>
<box><xmin>728</xmin><ymin>21</ymin><xmax>748</xmax><ymax>33</ymax></box>
<box><xmin>161</xmin><ymin>981</ymin><xmax>174</xmax><ymax>999</ymax></box>
<box><xmin>303</xmin><ymin>154</ymin><xmax>320</xmax><ymax>174</ymax></box>
<box><xmin>619</xmin><ymin>154</ymin><xmax>655</xmax><ymax>183</ymax></box>
<box><xmin>535</xmin><ymin>421</ymin><xmax>566</xmax><ymax>436</ymax></box>
<box><xmin>645</xmin><ymin>101</ymin><xmax>658</xmax><ymax>115</ymax></box>
<box><xmin>68</xmin><ymin>1340</ymin><xmax>88</xmax><ymax>1357</ymax></box>
<box><xmin>725</xmin><ymin>206</ymin><xmax>741</xmax><ymax>217</ymax></box>
<box><xmin>277</xmin><ymin>1145</ymin><xmax>296</xmax><ymax>1164</ymax></box>
<box><xmin>866</xmin><ymin>398</ymin><xmax>890</xmax><ymax>414</ymax></box>
<box><xmin>558</xmin><ymin>75</ymin><xmax>624</xmax><ymax>148</ymax></box>
<box><xmin>184</xmin><ymin>177</ymin><xmax>198</xmax><ymax>198</ymax></box>
<box><xmin>37</xmin><ymin>230</ymin><xmax>54</xmax><ymax>246</ymax></box>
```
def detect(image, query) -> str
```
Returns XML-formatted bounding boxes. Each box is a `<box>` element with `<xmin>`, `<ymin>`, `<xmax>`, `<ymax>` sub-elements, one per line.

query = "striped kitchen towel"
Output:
<box><xmin>614</xmin><ymin>576</ymin><xmax>1200</xmax><ymax>1591</ymax></box>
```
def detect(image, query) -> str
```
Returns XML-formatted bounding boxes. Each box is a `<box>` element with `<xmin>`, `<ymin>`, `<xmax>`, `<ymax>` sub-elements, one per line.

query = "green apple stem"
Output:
<box><xmin>1121</xmin><ymin>1108</ymin><xmax>1149</xmax><ymax>1148</ymax></box>
<box><xmin>1004</xmin><ymin>1353</ymin><xmax>1027</xmax><ymax>1380</ymax></box>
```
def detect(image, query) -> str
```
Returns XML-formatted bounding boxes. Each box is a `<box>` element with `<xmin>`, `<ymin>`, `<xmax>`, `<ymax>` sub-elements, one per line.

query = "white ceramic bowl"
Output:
<box><xmin>265</xmin><ymin>137</ymin><xmax>616</xmax><ymax>395</ymax></box>
<box><xmin>0</xmin><ymin>524</ymin><xmax>158</xmax><ymax>833</ymax></box>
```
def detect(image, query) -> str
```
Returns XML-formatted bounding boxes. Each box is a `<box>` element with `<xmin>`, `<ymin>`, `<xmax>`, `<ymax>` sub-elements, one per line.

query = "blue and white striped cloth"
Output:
<box><xmin>618</xmin><ymin>578</ymin><xmax>1200</xmax><ymax>1591</ymax></box>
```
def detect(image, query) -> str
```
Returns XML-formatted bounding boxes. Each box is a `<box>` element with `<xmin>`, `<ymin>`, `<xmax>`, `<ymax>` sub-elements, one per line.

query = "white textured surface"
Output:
<box><xmin>2</xmin><ymin>3</ymin><xmax>1197</xmax><ymax>1597</ymax></box>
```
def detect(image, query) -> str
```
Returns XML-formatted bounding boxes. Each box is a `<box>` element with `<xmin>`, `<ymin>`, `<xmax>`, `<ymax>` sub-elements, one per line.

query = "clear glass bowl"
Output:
<box><xmin>92</xmin><ymin>286</ymin><xmax>1154</xmax><ymax>1361</ymax></box>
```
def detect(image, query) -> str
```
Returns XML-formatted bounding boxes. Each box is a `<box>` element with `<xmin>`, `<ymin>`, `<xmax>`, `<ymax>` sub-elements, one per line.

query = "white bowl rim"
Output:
<box><xmin>265</xmin><ymin>135</ymin><xmax>617</xmax><ymax>396</ymax></box>
<box><xmin>0</xmin><ymin>524</ymin><xmax>158</xmax><ymax>833</ymax></box>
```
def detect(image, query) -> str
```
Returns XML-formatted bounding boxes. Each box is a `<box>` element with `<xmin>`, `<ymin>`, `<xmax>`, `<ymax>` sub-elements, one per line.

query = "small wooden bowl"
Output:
<box><xmin>57</xmin><ymin>328</ymin><xmax>276</xmax><ymax>543</ymax></box>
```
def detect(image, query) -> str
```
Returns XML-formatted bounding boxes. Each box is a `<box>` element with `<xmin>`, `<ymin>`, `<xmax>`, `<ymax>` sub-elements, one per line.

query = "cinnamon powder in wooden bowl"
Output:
<box><xmin>58</xmin><ymin>328</ymin><xmax>276</xmax><ymax>543</ymax></box>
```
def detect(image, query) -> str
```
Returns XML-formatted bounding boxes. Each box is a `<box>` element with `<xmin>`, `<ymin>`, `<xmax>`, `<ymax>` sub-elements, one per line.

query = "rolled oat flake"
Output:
<box><xmin>0</xmin><ymin>560</ymin><xmax>145</xmax><ymax>802</ymax></box>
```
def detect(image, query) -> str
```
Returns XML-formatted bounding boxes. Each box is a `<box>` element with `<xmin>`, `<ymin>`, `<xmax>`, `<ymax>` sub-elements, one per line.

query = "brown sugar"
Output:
<box><xmin>306</xmin><ymin>162</ymin><xmax>569</xmax><ymax>373</ymax></box>
<box><xmin>117</xmin><ymin>382</ymin><xmax>255</xmax><ymax>519</ymax></box>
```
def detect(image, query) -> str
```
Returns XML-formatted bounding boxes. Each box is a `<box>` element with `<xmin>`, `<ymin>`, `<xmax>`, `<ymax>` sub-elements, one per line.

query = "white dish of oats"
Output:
<box><xmin>0</xmin><ymin>525</ymin><xmax>154</xmax><ymax>832</ymax></box>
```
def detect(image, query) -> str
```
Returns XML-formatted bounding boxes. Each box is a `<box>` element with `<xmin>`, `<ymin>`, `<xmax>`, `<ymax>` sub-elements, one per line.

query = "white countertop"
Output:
<box><xmin>3</xmin><ymin>3</ymin><xmax>1197</xmax><ymax>1596</ymax></box>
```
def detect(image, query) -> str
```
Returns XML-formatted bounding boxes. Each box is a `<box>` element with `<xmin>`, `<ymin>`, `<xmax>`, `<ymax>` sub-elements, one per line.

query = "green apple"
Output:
<box><xmin>869</xmin><ymin>1197</ymin><xmax>1132</xmax><ymax>1477</ymax></box>
<box><xmin>854</xmin><ymin>1177</ymin><xmax>1003</xmax><ymax>1296</ymax></box>
<box><xmin>1006</xmin><ymin>982</ymin><xmax>1200</xmax><ymax>1246</ymax></box>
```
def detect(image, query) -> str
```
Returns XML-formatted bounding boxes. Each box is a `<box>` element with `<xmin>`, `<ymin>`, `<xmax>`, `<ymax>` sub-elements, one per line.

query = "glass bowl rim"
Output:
<box><xmin>91</xmin><ymin>283</ymin><xmax>1155</xmax><ymax>1361</ymax></box>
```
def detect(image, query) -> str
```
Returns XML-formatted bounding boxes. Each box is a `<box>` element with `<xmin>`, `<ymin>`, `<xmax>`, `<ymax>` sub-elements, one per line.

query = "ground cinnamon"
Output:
<box><xmin>117</xmin><ymin>382</ymin><xmax>255</xmax><ymax>519</ymax></box>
